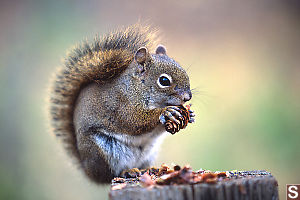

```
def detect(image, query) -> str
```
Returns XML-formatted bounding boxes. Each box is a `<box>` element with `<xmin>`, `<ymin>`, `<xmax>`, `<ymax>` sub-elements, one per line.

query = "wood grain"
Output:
<box><xmin>109</xmin><ymin>170</ymin><xmax>278</xmax><ymax>200</ymax></box>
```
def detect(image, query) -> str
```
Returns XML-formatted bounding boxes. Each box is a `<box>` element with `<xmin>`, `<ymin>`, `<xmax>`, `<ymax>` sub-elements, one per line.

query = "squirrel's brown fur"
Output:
<box><xmin>50</xmin><ymin>25</ymin><xmax>158</xmax><ymax>162</ymax></box>
<box><xmin>49</xmin><ymin>24</ymin><xmax>193</xmax><ymax>183</ymax></box>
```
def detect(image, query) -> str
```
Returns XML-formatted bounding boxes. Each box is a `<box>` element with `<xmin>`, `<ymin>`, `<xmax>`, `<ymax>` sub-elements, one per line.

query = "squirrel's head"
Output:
<box><xmin>131</xmin><ymin>45</ymin><xmax>192</xmax><ymax>109</ymax></box>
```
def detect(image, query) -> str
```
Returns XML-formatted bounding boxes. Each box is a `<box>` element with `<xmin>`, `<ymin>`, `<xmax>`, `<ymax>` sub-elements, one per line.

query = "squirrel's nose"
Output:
<box><xmin>175</xmin><ymin>85</ymin><xmax>192</xmax><ymax>102</ymax></box>
<box><xmin>182</xmin><ymin>90</ymin><xmax>192</xmax><ymax>102</ymax></box>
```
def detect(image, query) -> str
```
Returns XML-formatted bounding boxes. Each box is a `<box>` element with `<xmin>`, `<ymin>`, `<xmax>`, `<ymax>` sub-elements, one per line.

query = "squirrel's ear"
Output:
<box><xmin>135</xmin><ymin>47</ymin><xmax>148</xmax><ymax>65</ymax></box>
<box><xmin>155</xmin><ymin>45</ymin><xmax>167</xmax><ymax>55</ymax></box>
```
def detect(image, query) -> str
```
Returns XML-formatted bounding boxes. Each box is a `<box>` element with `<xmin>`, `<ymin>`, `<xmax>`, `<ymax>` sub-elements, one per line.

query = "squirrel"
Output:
<box><xmin>49</xmin><ymin>24</ymin><xmax>194</xmax><ymax>184</ymax></box>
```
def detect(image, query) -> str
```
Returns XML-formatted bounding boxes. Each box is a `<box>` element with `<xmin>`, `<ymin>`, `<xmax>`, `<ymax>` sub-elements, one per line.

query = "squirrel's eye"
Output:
<box><xmin>157</xmin><ymin>74</ymin><xmax>172</xmax><ymax>88</ymax></box>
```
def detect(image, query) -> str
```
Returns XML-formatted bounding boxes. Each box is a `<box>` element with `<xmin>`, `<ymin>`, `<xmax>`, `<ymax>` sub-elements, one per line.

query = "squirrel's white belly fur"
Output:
<box><xmin>93</xmin><ymin>125</ymin><xmax>167</xmax><ymax>175</ymax></box>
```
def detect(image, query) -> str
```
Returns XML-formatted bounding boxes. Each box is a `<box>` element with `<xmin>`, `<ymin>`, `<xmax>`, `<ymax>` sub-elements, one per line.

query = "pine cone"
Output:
<box><xmin>165</xmin><ymin>104</ymin><xmax>191</xmax><ymax>134</ymax></box>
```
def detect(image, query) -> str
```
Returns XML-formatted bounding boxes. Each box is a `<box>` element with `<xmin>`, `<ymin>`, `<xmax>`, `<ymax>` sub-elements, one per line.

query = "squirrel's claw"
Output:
<box><xmin>159</xmin><ymin>114</ymin><xmax>167</xmax><ymax>124</ymax></box>
<box><xmin>188</xmin><ymin>109</ymin><xmax>195</xmax><ymax>123</ymax></box>
<box><xmin>189</xmin><ymin>118</ymin><xmax>195</xmax><ymax>123</ymax></box>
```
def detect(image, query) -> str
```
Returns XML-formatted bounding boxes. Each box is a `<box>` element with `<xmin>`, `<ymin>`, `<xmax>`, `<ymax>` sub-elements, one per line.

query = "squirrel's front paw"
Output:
<box><xmin>160</xmin><ymin>104</ymin><xmax>195</xmax><ymax>135</ymax></box>
<box><xmin>186</xmin><ymin>105</ymin><xmax>195</xmax><ymax>124</ymax></box>
<box><xmin>120</xmin><ymin>168</ymin><xmax>141</xmax><ymax>178</ymax></box>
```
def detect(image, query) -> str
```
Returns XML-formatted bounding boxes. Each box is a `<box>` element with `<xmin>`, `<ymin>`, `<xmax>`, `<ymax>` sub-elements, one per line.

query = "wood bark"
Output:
<box><xmin>109</xmin><ymin>170</ymin><xmax>278</xmax><ymax>200</ymax></box>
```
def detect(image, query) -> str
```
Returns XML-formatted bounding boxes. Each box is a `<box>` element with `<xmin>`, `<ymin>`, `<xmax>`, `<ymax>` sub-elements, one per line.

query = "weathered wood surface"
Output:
<box><xmin>109</xmin><ymin>171</ymin><xmax>278</xmax><ymax>200</ymax></box>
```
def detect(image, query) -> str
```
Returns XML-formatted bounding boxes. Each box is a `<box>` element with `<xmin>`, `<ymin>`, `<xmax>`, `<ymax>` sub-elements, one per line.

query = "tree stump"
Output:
<box><xmin>109</xmin><ymin>168</ymin><xmax>278</xmax><ymax>200</ymax></box>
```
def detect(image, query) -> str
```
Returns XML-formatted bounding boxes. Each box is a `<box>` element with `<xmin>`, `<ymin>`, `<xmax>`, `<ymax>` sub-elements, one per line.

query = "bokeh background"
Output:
<box><xmin>1</xmin><ymin>0</ymin><xmax>299</xmax><ymax>199</ymax></box>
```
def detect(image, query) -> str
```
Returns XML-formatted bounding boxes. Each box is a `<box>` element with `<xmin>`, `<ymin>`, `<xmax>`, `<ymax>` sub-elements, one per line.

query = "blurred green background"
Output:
<box><xmin>0</xmin><ymin>0</ymin><xmax>299</xmax><ymax>199</ymax></box>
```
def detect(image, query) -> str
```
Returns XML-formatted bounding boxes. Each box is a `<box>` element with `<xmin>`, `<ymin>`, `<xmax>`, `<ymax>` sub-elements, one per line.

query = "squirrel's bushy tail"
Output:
<box><xmin>49</xmin><ymin>24</ymin><xmax>158</xmax><ymax>161</ymax></box>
